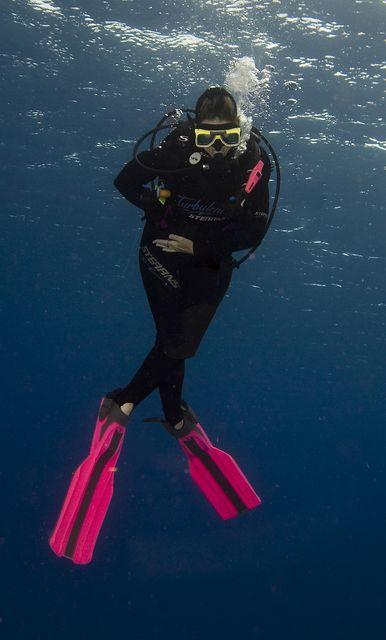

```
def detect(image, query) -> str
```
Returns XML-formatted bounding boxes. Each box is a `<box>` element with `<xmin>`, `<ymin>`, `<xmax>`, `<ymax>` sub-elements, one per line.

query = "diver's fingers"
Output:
<box><xmin>168</xmin><ymin>234</ymin><xmax>185</xmax><ymax>241</ymax></box>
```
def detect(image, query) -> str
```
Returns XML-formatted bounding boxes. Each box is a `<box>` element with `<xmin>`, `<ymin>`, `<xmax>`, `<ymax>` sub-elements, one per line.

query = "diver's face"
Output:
<box><xmin>198</xmin><ymin>119</ymin><xmax>236</xmax><ymax>158</ymax></box>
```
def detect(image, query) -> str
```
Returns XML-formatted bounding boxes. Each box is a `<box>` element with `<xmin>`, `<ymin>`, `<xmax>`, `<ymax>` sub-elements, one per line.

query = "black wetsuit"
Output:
<box><xmin>109</xmin><ymin>121</ymin><xmax>270</xmax><ymax>427</ymax></box>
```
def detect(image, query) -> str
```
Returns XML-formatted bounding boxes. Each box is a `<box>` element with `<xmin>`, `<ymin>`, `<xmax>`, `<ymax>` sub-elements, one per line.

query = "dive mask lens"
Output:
<box><xmin>221</xmin><ymin>130</ymin><xmax>241</xmax><ymax>145</ymax></box>
<box><xmin>195</xmin><ymin>130</ymin><xmax>216</xmax><ymax>147</ymax></box>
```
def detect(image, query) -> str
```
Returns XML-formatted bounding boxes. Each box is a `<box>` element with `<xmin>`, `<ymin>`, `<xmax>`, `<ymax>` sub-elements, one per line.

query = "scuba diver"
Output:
<box><xmin>49</xmin><ymin>86</ymin><xmax>279</xmax><ymax>564</ymax></box>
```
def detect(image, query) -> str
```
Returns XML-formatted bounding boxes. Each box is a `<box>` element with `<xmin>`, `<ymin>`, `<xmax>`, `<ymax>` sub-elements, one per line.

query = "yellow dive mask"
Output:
<box><xmin>194</xmin><ymin>125</ymin><xmax>241</xmax><ymax>148</ymax></box>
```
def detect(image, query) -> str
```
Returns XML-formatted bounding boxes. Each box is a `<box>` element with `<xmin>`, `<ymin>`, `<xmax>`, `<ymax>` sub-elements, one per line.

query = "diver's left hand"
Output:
<box><xmin>153</xmin><ymin>234</ymin><xmax>194</xmax><ymax>255</ymax></box>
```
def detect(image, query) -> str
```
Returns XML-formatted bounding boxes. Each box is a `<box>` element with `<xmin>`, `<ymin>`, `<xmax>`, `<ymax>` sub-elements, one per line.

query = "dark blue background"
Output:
<box><xmin>1</xmin><ymin>0</ymin><xmax>385</xmax><ymax>638</ymax></box>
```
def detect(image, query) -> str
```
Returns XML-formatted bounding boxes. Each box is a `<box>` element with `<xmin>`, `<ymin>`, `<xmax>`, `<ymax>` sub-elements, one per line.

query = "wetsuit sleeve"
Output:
<box><xmin>193</xmin><ymin>150</ymin><xmax>271</xmax><ymax>264</ymax></box>
<box><xmin>113</xmin><ymin>131</ymin><xmax>181</xmax><ymax>208</ymax></box>
<box><xmin>113</xmin><ymin>151</ymin><xmax>163</xmax><ymax>208</ymax></box>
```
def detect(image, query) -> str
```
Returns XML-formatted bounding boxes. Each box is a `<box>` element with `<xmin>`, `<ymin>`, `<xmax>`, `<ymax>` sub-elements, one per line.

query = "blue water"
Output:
<box><xmin>1</xmin><ymin>0</ymin><xmax>385</xmax><ymax>638</ymax></box>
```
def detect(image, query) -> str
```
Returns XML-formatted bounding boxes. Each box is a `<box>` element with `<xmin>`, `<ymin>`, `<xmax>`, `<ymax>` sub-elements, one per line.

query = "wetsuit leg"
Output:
<box><xmin>109</xmin><ymin>343</ymin><xmax>185</xmax><ymax>426</ymax></box>
<box><xmin>109</xmin><ymin>244</ymin><xmax>232</xmax><ymax>426</ymax></box>
<box><xmin>139</xmin><ymin>244</ymin><xmax>233</xmax><ymax>360</ymax></box>
<box><xmin>158</xmin><ymin>357</ymin><xmax>185</xmax><ymax>427</ymax></box>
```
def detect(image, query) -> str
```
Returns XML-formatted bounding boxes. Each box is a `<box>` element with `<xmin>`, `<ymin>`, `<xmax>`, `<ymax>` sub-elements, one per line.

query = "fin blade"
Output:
<box><xmin>180</xmin><ymin>422</ymin><xmax>261</xmax><ymax>519</ymax></box>
<box><xmin>49</xmin><ymin>399</ymin><xmax>125</xmax><ymax>564</ymax></box>
<box><xmin>49</xmin><ymin>455</ymin><xmax>97</xmax><ymax>563</ymax></box>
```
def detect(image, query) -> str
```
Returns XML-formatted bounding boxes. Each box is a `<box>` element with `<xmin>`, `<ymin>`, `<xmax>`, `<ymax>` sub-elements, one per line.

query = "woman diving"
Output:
<box><xmin>49</xmin><ymin>87</ymin><xmax>274</xmax><ymax>564</ymax></box>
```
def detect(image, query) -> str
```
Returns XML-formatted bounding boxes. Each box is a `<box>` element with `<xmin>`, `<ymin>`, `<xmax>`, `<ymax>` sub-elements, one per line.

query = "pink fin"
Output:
<box><xmin>49</xmin><ymin>398</ymin><xmax>125</xmax><ymax>564</ymax></box>
<box><xmin>179</xmin><ymin>420</ymin><xmax>261</xmax><ymax>519</ymax></box>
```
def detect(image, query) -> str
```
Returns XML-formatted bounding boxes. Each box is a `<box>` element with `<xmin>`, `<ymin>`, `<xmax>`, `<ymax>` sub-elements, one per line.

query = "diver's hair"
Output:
<box><xmin>195</xmin><ymin>86</ymin><xmax>238</xmax><ymax>124</ymax></box>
